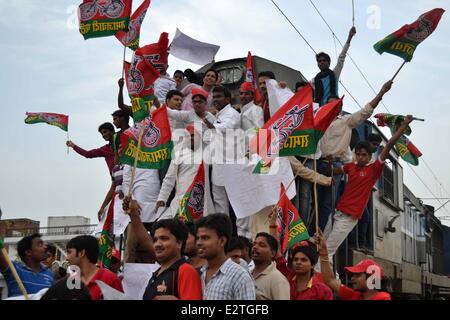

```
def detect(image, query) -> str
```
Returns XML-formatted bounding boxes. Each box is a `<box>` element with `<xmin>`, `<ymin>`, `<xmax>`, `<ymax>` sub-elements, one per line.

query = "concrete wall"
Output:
<box><xmin>47</xmin><ymin>216</ymin><xmax>90</xmax><ymax>228</ymax></box>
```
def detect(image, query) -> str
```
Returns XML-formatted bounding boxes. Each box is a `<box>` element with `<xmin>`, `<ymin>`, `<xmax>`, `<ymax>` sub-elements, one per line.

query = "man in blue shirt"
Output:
<box><xmin>0</xmin><ymin>234</ymin><xmax>54</xmax><ymax>297</ymax></box>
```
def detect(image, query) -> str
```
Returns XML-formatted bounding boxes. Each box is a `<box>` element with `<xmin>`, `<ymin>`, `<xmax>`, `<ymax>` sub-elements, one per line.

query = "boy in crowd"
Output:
<box><xmin>0</xmin><ymin>234</ymin><xmax>53</xmax><ymax>297</ymax></box>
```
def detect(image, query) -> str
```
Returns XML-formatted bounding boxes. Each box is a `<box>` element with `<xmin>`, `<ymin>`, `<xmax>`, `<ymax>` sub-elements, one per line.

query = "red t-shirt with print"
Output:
<box><xmin>336</xmin><ymin>158</ymin><xmax>385</xmax><ymax>219</ymax></box>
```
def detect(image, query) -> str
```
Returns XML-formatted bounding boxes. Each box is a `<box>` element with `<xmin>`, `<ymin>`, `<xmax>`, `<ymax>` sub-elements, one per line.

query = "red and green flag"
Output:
<box><xmin>78</xmin><ymin>0</ymin><xmax>132</xmax><ymax>40</ymax></box>
<box><xmin>277</xmin><ymin>183</ymin><xmax>309</xmax><ymax>255</ymax></box>
<box><xmin>374</xmin><ymin>8</ymin><xmax>445</xmax><ymax>62</ymax></box>
<box><xmin>175</xmin><ymin>162</ymin><xmax>205</xmax><ymax>223</ymax></box>
<box><xmin>374</xmin><ymin>113</ymin><xmax>422</xmax><ymax>165</ymax></box>
<box><xmin>124</xmin><ymin>52</ymin><xmax>159</xmax><ymax>123</ymax></box>
<box><xmin>115</xmin><ymin>0</ymin><xmax>151</xmax><ymax>50</ymax></box>
<box><xmin>250</xmin><ymin>85</ymin><xmax>342</xmax><ymax>163</ymax></box>
<box><xmin>98</xmin><ymin>192</ymin><xmax>115</xmax><ymax>270</ymax></box>
<box><xmin>245</xmin><ymin>51</ymin><xmax>262</xmax><ymax>104</ymax></box>
<box><xmin>119</xmin><ymin>105</ymin><xmax>173</xmax><ymax>169</ymax></box>
<box><xmin>24</xmin><ymin>112</ymin><xmax>68</xmax><ymax>132</ymax></box>
<box><xmin>135</xmin><ymin>32</ymin><xmax>169</xmax><ymax>71</ymax></box>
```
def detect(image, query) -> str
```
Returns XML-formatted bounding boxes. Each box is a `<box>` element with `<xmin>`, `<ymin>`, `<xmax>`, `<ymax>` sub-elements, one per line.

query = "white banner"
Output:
<box><xmin>122</xmin><ymin>263</ymin><xmax>160</xmax><ymax>299</ymax></box>
<box><xmin>169</xmin><ymin>28</ymin><xmax>220</xmax><ymax>65</ymax></box>
<box><xmin>222</xmin><ymin>156</ymin><xmax>296</xmax><ymax>219</ymax></box>
<box><xmin>267</xmin><ymin>79</ymin><xmax>294</xmax><ymax>117</ymax></box>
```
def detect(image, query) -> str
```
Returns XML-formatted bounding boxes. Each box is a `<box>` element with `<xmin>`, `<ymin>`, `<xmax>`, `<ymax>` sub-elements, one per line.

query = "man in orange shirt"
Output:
<box><xmin>125</xmin><ymin>199</ymin><xmax>202</xmax><ymax>300</ymax></box>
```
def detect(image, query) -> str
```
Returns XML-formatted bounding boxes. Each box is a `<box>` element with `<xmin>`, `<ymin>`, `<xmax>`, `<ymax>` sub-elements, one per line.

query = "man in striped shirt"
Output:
<box><xmin>0</xmin><ymin>234</ymin><xmax>54</xmax><ymax>297</ymax></box>
<box><xmin>196</xmin><ymin>214</ymin><xmax>256</xmax><ymax>300</ymax></box>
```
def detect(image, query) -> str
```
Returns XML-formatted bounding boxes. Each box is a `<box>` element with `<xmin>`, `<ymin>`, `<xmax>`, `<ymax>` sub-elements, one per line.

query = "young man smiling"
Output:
<box><xmin>125</xmin><ymin>199</ymin><xmax>202</xmax><ymax>300</ymax></box>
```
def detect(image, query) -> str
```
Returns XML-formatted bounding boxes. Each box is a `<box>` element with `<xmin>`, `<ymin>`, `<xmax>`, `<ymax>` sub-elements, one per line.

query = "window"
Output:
<box><xmin>380</xmin><ymin>157</ymin><xmax>400</xmax><ymax>207</ymax></box>
<box><xmin>217</xmin><ymin>66</ymin><xmax>244</xmax><ymax>84</ymax></box>
<box><xmin>382</xmin><ymin>160</ymin><xmax>395</xmax><ymax>203</ymax></box>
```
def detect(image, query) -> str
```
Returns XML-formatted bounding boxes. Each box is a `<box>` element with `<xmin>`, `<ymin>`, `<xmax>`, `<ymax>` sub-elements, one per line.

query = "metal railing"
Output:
<box><xmin>4</xmin><ymin>224</ymin><xmax>97</xmax><ymax>238</ymax></box>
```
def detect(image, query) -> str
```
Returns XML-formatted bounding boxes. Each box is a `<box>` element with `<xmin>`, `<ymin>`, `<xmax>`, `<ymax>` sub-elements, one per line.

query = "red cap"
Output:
<box><xmin>112</xmin><ymin>248</ymin><xmax>121</xmax><ymax>261</ymax></box>
<box><xmin>185</xmin><ymin>124</ymin><xmax>195</xmax><ymax>134</ymax></box>
<box><xmin>192</xmin><ymin>88</ymin><xmax>208</xmax><ymax>100</ymax></box>
<box><xmin>344</xmin><ymin>259</ymin><xmax>384</xmax><ymax>278</ymax></box>
<box><xmin>240</xmin><ymin>81</ymin><xmax>255</xmax><ymax>93</ymax></box>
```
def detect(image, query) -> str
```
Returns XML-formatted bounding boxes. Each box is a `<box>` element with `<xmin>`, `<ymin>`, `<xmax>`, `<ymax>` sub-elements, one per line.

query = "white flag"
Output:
<box><xmin>222</xmin><ymin>156</ymin><xmax>296</xmax><ymax>219</ymax></box>
<box><xmin>169</xmin><ymin>28</ymin><xmax>220</xmax><ymax>65</ymax></box>
<box><xmin>266</xmin><ymin>79</ymin><xmax>294</xmax><ymax>117</ymax></box>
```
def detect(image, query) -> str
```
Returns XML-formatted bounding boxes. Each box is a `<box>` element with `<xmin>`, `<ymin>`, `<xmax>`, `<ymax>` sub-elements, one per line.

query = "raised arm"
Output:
<box><xmin>368</xmin><ymin>80</ymin><xmax>393</xmax><ymax>110</ymax></box>
<box><xmin>334</xmin><ymin>26</ymin><xmax>356</xmax><ymax>78</ymax></box>
<box><xmin>268</xmin><ymin>207</ymin><xmax>283</xmax><ymax>259</ymax></box>
<box><xmin>123</xmin><ymin>198</ymin><xmax>155</xmax><ymax>259</ymax></box>
<box><xmin>288</xmin><ymin>157</ymin><xmax>332</xmax><ymax>186</ymax></box>
<box><xmin>379</xmin><ymin>115</ymin><xmax>414</xmax><ymax>162</ymax></box>
<box><xmin>346</xmin><ymin>80</ymin><xmax>393</xmax><ymax>128</ymax></box>
<box><xmin>315</xmin><ymin>231</ymin><xmax>341</xmax><ymax>295</ymax></box>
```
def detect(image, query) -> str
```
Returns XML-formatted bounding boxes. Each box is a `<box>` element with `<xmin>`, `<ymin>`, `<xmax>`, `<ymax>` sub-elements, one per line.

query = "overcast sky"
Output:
<box><xmin>1</xmin><ymin>0</ymin><xmax>449</xmax><ymax>227</ymax></box>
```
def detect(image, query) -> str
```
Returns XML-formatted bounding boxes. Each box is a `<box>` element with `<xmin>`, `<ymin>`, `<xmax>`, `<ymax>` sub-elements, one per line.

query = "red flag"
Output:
<box><xmin>312</xmin><ymin>97</ymin><xmax>344</xmax><ymax>140</ymax></box>
<box><xmin>277</xmin><ymin>184</ymin><xmax>309</xmax><ymax>255</ymax></box>
<box><xmin>245</xmin><ymin>51</ymin><xmax>262</xmax><ymax>103</ymax></box>
<box><xmin>175</xmin><ymin>162</ymin><xmax>205</xmax><ymax>223</ymax></box>
<box><xmin>250</xmin><ymin>85</ymin><xmax>314</xmax><ymax>163</ymax></box>
<box><xmin>124</xmin><ymin>57</ymin><xmax>159</xmax><ymax>98</ymax></box>
<box><xmin>124</xmin><ymin>55</ymin><xmax>159</xmax><ymax>123</ymax></box>
<box><xmin>374</xmin><ymin>8</ymin><xmax>445</xmax><ymax>61</ymax></box>
<box><xmin>115</xmin><ymin>0</ymin><xmax>151</xmax><ymax>50</ymax></box>
<box><xmin>135</xmin><ymin>32</ymin><xmax>169</xmax><ymax>71</ymax></box>
<box><xmin>78</xmin><ymin>0</ymin><xmax>132</xmax><ymax>40</ymax></box>
<box><xmin>119</xmin><ymin>106</ymin><xmax>173</xmax><ymax>169</ymax></box>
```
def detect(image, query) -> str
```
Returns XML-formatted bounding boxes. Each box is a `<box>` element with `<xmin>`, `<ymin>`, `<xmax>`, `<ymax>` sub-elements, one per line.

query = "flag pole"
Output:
<box><xmin>391</xmin><ymin>61</ymin><xmax>407</xmax><ymax>81</ymax></box>
<box><xmin>266</xmin><ymin>158</ymin><xmax>308</xmax><ymax>225</ymax></box>
<box><xmin>127</xmin><ymin>126</ymin><xmax>145</xmax><ymax>198</ymax></box>
<box><xmin>66</xmin><ymin>131</ymin><xmax>70</xmax><ymax>155</ymax></box>
<box><xmin>352</xmin><ymin>0</ymin><xmax>355</xmax><ymax>27</ymax></box>
<box><xmin>313</xmin><ymin>155</ymin><xmax>319</xmax><ymax>234</ymax></box>
<box><xmin>121</xmin><ymin>46</ymin><xmax>127</xmax><ymax>79</ymax></box>
<box><xmin>1</xmin><ymin>248</ymin><xmax>29</xmax><ymax>300</ymax></box>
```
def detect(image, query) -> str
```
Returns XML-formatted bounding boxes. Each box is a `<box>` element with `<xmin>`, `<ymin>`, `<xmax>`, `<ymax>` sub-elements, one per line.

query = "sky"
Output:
<box><xmin>1</xmin><ymin>0</ymin><xmax>449</xmax><ymax>227</ymax></box>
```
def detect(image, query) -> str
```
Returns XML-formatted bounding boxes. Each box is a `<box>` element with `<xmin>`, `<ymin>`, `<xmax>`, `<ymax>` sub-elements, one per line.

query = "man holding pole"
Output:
<box><xmin>316</xmin><ymin>115</ymin><xmax>415</xmax><ymax>270</ymax></box>
<box><xmin>316</xmin><ymin>80</ymin><xmax>393</xmax><ymax>235</ymax></box>
<box><xmin>0</xmin><ymin>234</ymin><xmax>54</xmax><ymax>298</ymax></box>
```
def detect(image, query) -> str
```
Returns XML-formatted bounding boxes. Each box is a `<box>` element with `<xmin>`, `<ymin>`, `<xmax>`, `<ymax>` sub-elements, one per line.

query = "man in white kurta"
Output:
<box><xmin>155</xmin><ymin>125</ymin><xmax>214</xmax><ymax>219</ymax></box>
<box><xmin>203</xmin><ymin>86</ymin><xmax>240</xmax><ymax>221</ymax></box>
<box><xmin>237</xmin><ymin>82</ymin><xmax>264</xmax><ymax>239</ymax></box>
<box><xmin>166</xmin><ymin>88</ymin><xmax>216</xmax><ymax>147</ymax></box>
<box><xmin>239</xmin><ymin>82</ymin><xmax>264</xmax><ymax>131</ymax></box>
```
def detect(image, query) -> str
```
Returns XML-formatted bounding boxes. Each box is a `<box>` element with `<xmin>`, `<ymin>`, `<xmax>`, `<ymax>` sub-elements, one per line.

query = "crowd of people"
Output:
<box><xmin>0</xmin><ymin>26</ymin><xmax>417</xmax><ymax>301</ymax></box>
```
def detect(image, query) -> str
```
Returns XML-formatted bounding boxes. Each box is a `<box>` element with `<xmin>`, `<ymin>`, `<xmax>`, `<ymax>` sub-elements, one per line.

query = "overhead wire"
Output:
<box><xmin>269</xmin><ymin>0</ymin><xmax>450</xmax><ymax>216</ymax></box>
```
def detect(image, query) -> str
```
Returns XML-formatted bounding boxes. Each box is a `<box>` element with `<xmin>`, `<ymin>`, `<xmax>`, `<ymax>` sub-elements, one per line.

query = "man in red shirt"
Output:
<box><xmin>316</xmin><ymin>232</ymin><xmax>391</xmax><ymax>300</ymax></box>
<box><xmin>66</xmin><ymin>235</ymin><xmax>123</xmax><ymax>300</ymax></box>
<box><xmin>317</xmin><ymin>115</ymin><xmax>415</xmax><ymax>267</ymax></box>
<box><xmin>66</xmin><ymin>122</ymin><xmax>115</xmax><ymax>174</ymax></box>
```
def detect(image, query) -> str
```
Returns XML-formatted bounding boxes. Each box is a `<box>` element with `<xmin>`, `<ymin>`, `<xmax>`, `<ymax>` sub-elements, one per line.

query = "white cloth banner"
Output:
<box><xmin>267</xmin><ymin>79</ymin><xmax>294</xmax><ymax>117</ymax></box>
<box><xmin>96</xmin><ymin>280</ymin><xmax>135</xmax><ymax>300</ymax></box>
<box><xmin>222</xmin><ymin>156</ymin><xmax>296</xmax><ymax>219</ymax></box>
<box><xmin>122</xmin><ymin>263</ymin><xmax>160</xmax><ymax>299</ymax></box>
<box><xmin>93</xmin><ymin>194</ymin><xmax>130</xmax><ymax>236</ymax></box>
<box><xmin>169</xmin><ymin>28</ymin><xmax>220</xmax><ymax>65</ymax></box>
